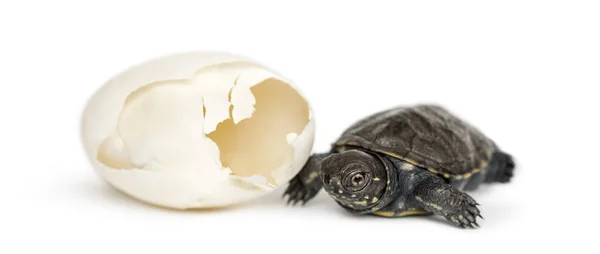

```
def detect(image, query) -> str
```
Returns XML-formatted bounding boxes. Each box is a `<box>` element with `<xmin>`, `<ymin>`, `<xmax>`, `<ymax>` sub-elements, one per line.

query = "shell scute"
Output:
<box><xmin>334</xmin><ymin>105</ymin><xmax>495</xmax><ymax>177</ymax></box>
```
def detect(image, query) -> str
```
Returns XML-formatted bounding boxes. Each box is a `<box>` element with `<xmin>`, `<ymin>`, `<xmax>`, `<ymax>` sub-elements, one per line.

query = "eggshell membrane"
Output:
<box><xmin>81</xmin><ymin>52</ymin><xmax>315</xmax><ymax>209</ymax></box>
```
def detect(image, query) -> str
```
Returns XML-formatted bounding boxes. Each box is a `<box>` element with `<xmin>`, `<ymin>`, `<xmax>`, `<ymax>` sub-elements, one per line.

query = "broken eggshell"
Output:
<box><xmin>81</xmin><ymin>51</ymin><xmax>315</xmax><ymax>209</ymax></box>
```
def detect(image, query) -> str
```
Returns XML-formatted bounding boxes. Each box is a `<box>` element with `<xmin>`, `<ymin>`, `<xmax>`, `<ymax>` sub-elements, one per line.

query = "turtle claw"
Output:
<box><xmin>446</xmin><ymin>195</ymin><xmax>482</xmax><ymax>229</ymax></box>
<box><xmin>282</xmin><ymin>153</ymin><xmax>327</xmax><ymax>206</ymax></box>
<box><xmin>292</xmin><ymin>198</ymin><xmax>301</xmax><ymax>206</ymax></box>
<box><xmin>283</xmin><ymin>175</ymin><xmax>320</xmax><ymax>206</ymax></box>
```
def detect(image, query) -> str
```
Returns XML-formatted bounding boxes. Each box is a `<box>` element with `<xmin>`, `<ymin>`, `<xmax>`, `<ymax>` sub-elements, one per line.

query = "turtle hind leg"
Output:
<box><xmin>463</xmin><ymin>150</ymin><xmax>515</xmax><ymax>191</ymax></box>
<box><xmin>283</xmin><ymin>153</ymin><xmax>330</xmax><ymax>205</ymax></box>
<box><xmin>484</xmin><ymin>151</ymin><xmax>515</xmax><ymax>183</ymax></box>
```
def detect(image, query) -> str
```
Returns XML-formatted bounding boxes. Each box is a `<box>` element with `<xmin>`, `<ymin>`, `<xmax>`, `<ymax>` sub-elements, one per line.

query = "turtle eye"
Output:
<box><xmin>351</xmin><ymin>173</ymin><xmax>365</xmax><ymax>187</ymax></box>
<box><xmin>343</xmin><ymin>171</ymin><xmax>369</xmax><ymax>192</ymax></box>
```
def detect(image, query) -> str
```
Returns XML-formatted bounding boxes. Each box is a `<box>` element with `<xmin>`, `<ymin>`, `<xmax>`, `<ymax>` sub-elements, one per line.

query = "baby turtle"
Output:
<box><xmin>284</xmin><ymin>104</ymin><xmax>515</xmax><ymax>228</ymax></box>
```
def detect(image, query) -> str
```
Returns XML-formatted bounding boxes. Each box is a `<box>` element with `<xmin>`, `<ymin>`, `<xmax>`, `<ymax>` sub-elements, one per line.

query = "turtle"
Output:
<box><xmin>283</xmin><ymin>104</ymin><xmax>515</xmax><ymax>228</ymax></box>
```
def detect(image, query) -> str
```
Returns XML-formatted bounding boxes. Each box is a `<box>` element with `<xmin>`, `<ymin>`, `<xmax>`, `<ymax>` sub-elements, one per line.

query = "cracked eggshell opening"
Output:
<box><xmin>81</xmin><ymin>51</ymin><xmax>315</xmax><ymax>209</ymax></box>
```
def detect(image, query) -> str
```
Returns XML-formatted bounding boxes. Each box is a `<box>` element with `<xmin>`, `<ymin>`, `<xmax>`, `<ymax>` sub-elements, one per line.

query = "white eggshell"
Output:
<box><xmin>81</xmin><ymin>51</ymin><xmax>315</xmax><ymax>209</ymax></box>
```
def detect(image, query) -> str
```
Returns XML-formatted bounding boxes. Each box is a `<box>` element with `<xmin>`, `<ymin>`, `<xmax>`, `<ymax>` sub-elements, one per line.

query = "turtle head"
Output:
<box><xmin>320</xmin><ymin>149</ymin><xmax>395</xmax><ymax>213</ymax></box>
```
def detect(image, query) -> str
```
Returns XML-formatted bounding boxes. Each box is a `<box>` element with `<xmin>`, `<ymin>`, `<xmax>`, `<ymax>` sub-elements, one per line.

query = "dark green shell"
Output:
<box><xmin>333</xmin><ymin>105</ymin><xmax>495</xmax><ymax>178</ymax></box>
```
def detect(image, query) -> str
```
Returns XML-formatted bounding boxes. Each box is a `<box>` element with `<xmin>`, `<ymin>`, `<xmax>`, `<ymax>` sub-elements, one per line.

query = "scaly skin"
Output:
<box><xmin>411</xmin><ymin>170</ymin><xmax>482</xmax><ymax>228</ymax></box>
<box><xmin>283</xmin><ymin>153</ymin><xmax>330</xmax><ymax>205</ymax></box>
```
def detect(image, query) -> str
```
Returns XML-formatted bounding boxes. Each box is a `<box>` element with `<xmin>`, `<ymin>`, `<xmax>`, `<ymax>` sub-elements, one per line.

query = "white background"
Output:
<box><xmin>1</xmin><ymin>0</ymin><xmax>599</xmax><ymax>253</ymax></box>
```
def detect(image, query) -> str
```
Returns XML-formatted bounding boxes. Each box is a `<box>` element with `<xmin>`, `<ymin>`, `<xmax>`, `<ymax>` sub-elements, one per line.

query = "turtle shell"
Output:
<box><xmin>334</xmin><ymin>105</ymin><xmax>496</xmax><ymax>177</ymax></box>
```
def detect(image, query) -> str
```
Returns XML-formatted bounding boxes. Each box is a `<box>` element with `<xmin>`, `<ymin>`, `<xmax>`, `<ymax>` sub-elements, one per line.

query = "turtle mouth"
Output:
<box><xmin>324</xmin><ymin>177</ymin><xmax>343</xmax><ymax>194</ymax></box>
<box><xmin>324</xmin><ymin>177</ymin><xmax>348</xmax><ymax>200</ymax></box>
<box><xmin>324</xmin><ymin>177</ymin><xmax>379</xmax><ymax>211</ymax></box>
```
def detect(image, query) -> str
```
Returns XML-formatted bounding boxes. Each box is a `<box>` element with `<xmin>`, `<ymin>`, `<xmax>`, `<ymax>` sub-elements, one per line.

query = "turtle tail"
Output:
<box><xmin>484</xmin><ymin>151</ymin><xmax>515</xmax><ymax>183</ymax></box>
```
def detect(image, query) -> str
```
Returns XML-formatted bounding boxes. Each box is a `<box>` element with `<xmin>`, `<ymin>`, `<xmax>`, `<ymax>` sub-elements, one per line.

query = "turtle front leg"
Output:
<box><xmin>283</xmin><ymin>153</ymin><xmax>330</xmax><ymax>205</ymax></box>
<box><xmin>411</xmin><ymin>171</ymin><xmax>482</xmax><ymax>228</ymax></box>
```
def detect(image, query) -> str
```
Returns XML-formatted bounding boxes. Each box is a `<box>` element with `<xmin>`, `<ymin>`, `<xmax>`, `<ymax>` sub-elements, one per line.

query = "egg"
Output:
<box><xmin>81</xmin><ymin>51</ymin><xmax>315</xmax><ymax>209</ymax></box>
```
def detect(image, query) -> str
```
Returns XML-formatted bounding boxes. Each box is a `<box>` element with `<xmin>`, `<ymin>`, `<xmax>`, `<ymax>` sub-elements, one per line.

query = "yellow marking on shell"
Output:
<box><xmin>395</xmin><ymin>210</ymin><xmax>431</xmax><ymax>217</ymax></box>
<box><xmin>364</xmin><ymin>196</ymin><xmax>369</xmax><ymax>199</ymax></box>
<box><xmin>338</xmin><ymin>190</ymin><xmax>343</xmax><ymax>194</ymax></box>
<box><xmin>373</xmin><ymin>177</ymin><xmax>380</xmax><ymax>181</ymax></box>
<box><xmin>378</xmin><ymin>149</ymin><xmax>489</xmax><ymax>179</ymax></box>
<box><xmin>307</xmin><ymin>172</ymin><xmax>319</xmax><ymax>182</ymax></box>
<box><xmin>398</xmin><ymin>201</ymin><xmax>405</xmax><ymax>209</ymax></box>
<box><xmin>373</xmin><ymin>210</ymin><xmax>430</xmax><ymax>217</ymax></box>
<box><xmin>372</xmin><ymin>197</ymin><xmax>379</xmax><ymax>204</ymax></box>
<box><xmin>427</xmin><ymin>168</ymin><xmax>439</xmax><ymax>174</ymax></box>
<box><xmin>382</xmin><ymin>151</ymin><xmax>403</xmax><ymax>158</ymax></box>
<box><xmin>386</xmin><ymin>180</ymin><xmax>390</xmax><ymax>185</ymax></box>
<box><xmin>447</xmin><ymin>167</ymin><xmax>482</xmax><ymax>179</ymax></box>
<box><xmin>344</xmin><ymin>141</ymin><xmax>361</xmax><ymax>146</ymax></box>
<box><xmin>353</xmin><ymin>200</ymin><xmax>367</xmax><ymax>206</ymax></box>
<box><xmin>400</xmin><ymin>164</ymin><xmax>414</xmax><ymax>171</ymax></box>
<box><xmin>372</xmin><ymin>211</ymin><xmax>395</xmax><ymax>217</ymax></box>
<box><xmin>403</xmin><ymin>158</ymin><xmax>419</xmax><ymax>165</ymax></box>
<box><xmin>415</xmin><ymin>196</ymin><xmax>423</xmax><ymax>202</ymax></box>
<box><xmin>480</xmin><ymin>160</ymin><xmax>488</xmax><ymax>168</ymax></box>
<box><xmin>351</xmin><ymin>194</ymin><xmax>356</xmax><ymax>198</ymax></box>
<box><xmin>425</xmin><ymin>162</ymin><xmax>487</xmax><ymax>179</ymax></box>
